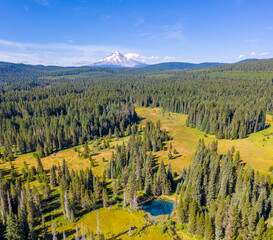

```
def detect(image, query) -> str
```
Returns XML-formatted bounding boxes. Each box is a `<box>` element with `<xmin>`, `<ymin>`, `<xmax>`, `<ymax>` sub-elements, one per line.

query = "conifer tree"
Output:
<box><xmin>63</xmin><ymin>230</ymin><xmax>67</xmax><ymax>240</ymax></box>
<box><xmin>83</xmin><ymin>142</ymin><xmax>90</xmax><ymax>158</ymax></box>
<box><xmin>132</xmin><ymin>190</ymin><xmax>138</xmax><ymax>211</ymax></box>
<box><xmin>82</xmin><ymin>224</ymin><xmax>86</xmax><ymax>240</ymax></box>
<box><xmin>204</xmin><ymin>213</ymin><xmax>214</xmax><ymax>240</ymax></box>
<box><xmin>102</xmin><ymin>188</ymin><xmax>108</xmax><ymax>208</ymax></box>
<box><xmin>188</xmin><ymin>200</ymin><xmax>197</xmax><ymax>234</ymax></box>
<box><xmin>97</xmin><ymin>211</ymin><xmax>100</xmax><ymax>238</ymax></box>
<box><xmin>42</xmin><ymin>215</ymin><xmax>50</xmax><ymax>240</ymax></box>
<box><xmin>196</xmin><ymin>212</ymin><xmax>205</xmax><ymax>237</ymax></box>
<box><xmin>34</xmin><ymin>153</ymin><xmax>44</xmax><ymax>173</ymax></box>
<box><xmin>123</xmin><ymin>188</ymin><xmax>127</xmax><ymax>207</ymax></box>
<box><xmin>63</xmin><ymin>189</ymin><xmax>71</xmax><ymax>220</ymax></box>
<box><xmin>52</xmin><ymin>218</ymin><xmax>57</xmax><ymax>240</ymax></box>
<box><xmin>7</xmin><ymin>190</ymin><xmax>12</xmax><ymax>214</ymax></box>
<box><xmin>0</xmin><ymin>188</ymin><xmax>6</xmax><ymax>225</ymax></box>
<box><xmin>225</xmin><ymin>205</ymin><xmax>240</xmax><ymax>240</ymax></box>
<box><xmin>129</xmin><ymin>222</ymin><xmax>131</xmax><ymax>237</ymax></box>
<box><xmin>50</xmin><ymin>165</ymin><xmax>57</xmax><ymax>187</ymax></box>
<box><xmin>255</xmin><ymin>216</ymin><xmax>266</xmax><ymax>240</ymax></box>
<box><xmin>5</xmin><ymin>214</ymin><xmax>23</xmax><ymax>240</ymax></box>
<box><xmin>76</xmin><ymin>224</ymin><xmax>80</xmax><ymax>240</ymax></box>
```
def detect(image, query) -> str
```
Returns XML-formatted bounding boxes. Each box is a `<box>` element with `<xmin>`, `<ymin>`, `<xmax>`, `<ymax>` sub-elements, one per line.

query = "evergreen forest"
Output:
<box><xmin>1</xmin><ymin>58</ymin><xmax>273</xmax><ymax>239</ymax></box>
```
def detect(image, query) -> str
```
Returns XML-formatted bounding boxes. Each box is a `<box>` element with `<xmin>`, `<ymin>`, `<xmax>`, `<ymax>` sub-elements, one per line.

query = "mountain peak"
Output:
<box><xmin>113</xmin><ymin>50</ymin><xmax>121</xmax><ymax>55</ymax></box>
<box><xmin>89</xmin><ymin>51</ymin><xmax>148</xmax><ymax>68</ymax></box>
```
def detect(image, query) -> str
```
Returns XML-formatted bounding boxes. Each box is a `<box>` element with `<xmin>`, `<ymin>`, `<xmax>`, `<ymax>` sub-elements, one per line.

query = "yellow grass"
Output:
<box><xmin>2</xmin><ymin>107</ymin><xmax>273</xmax><ymax>176</ymax></box>
<box><xmin>122</xmin><ymin>225</ymin><xmax>172</xmax><ymax>240</ymax></box>
<box><xmin>136</xmin><ymin>107</ymin><xmax>273</xmax><ymax>175</ymax></box>
<box><xmin>70</xmin><ymin>208</ymin><xmax>148</xmax><ymax>239</ymax></box>
<box><xmin>0</xmin><ymin>137</ymin><xmax>130</xmax><ymax>176</ymax></box>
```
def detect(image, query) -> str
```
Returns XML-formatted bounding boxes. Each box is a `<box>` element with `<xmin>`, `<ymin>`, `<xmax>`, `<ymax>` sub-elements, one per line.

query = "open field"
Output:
<box><xmin>2</xmin><ymin>107</ymin><xmax>273</xmax><ymax>177</ymax></box>
<box><xmin>1</xmin><ymin>107</ymin><xmax>272</xmax><ymax>239</ymax></box>
<box><xmin>0</xmin><ymin>136</ymin><xmax>131</xmax><ymax>176</ymax></box>
<box><xmin>136</xmin><ymin>107</ymin><xmax>273</xmax><ymax>175</ymax></box>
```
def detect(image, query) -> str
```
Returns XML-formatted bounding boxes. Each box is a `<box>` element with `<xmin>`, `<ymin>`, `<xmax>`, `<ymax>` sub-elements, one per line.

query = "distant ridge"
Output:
<box><xmin>237</xmin><ymin>58</ymin><xmax>257</xmax><ymax>63</ymax></box>
<box><xmin>88</xmin><ymin>51</ymin><xmax>148</xmax><ymax>68</ymax></box>
<box><xmin>145</xmin><ymin>62</ymin><xmax>225</xmax><ymax>70</ymax></box>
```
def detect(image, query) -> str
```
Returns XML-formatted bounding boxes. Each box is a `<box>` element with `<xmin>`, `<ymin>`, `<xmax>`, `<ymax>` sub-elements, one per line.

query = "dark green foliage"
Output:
<box><xmin>1</xmin><ymin>58</ymin><xmax>273</xmax><ymax>157</ymax></box>
<box><xmin>4</xmin><ymin>214</ymin><xmax>23</xmax><ymax>240</ymax></box>
<box><xmin>177</xmin><ymin>140</ymin><xmax>273</xmax><ymax>239</ymax></box>
<box><xmin>1</xmin><ymin>58</ymin><xmax>273</xmax><ymax>239</ymax></box>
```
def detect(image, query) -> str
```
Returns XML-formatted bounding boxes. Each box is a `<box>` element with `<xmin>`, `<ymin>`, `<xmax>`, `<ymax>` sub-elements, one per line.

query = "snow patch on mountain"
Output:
<box><xmin>89</xmin><ymin>51</ymin><xmax>148</xmax><ymax>68</ymax></box>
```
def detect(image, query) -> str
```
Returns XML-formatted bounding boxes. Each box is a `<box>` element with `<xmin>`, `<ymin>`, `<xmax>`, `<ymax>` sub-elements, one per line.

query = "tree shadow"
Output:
<box><xmin>64</xmin><ymin>229</ymin><xmax>76</xmax><ymax>239</ymax></box>
<box><xmin>172</xmin><ymin>154</ymin><xmax>182</xmax><ymax>160</ymax></box>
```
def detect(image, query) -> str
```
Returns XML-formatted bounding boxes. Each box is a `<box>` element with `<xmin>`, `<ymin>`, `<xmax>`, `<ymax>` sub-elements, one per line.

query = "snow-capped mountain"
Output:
<box><xmin>89</xmin><ymin>51</ymin><xmax>148</xmax><ymax>68</ymax></box>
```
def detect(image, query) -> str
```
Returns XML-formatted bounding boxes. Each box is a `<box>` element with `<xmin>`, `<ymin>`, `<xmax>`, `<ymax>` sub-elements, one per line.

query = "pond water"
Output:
<box><xmin>141</xmin><ymin>199</ymin><xmax>174</xmax><ymax>216</ymax></box>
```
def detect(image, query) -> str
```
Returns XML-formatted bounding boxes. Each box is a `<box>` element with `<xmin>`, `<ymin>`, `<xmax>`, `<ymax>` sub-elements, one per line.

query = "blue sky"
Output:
<box><xmin>0</xmin><ymin>0</ymin><xmax>272</xmax><ymax>66</ymax></box>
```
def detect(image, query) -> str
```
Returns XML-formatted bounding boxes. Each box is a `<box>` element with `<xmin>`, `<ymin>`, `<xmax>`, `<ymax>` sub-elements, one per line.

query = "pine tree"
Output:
<box><xmin>204</xmin><ymin>213</ymin><xmax>214</xmax><ymax>240</ymax></box>
<box><xmin>94</xmin><ymin>178</ymin><xmax>102</xmax><ymax>200</ymax></box>
<box><xmin>83</xmin><ymin>142</ymin><xmax>90</xmax><ymax>158</ymax></box>
<box><xmin>196</xmin><ymin>212</ymin><xmax>205</xmax><ymax>237</ymax></box>
<box><xmin>132</xmin><ymin>190</ymin><xmax>138</xmax><ymax>211</ymax></box>
<box><xmin>42</xmin><ymin>215</ymin><xmax>50</xmax><ymax>240</ymax></box>
<box><xmin>97</xmin><ymin>211</ymin><xmax>100</xmax><ymax>238</ymax></box>
<box><xmin>7</xmin><ymin>190</ymin><xmax>12</xmax><ymax>214</ymax></box>
<box><xmin>28</xmin><ymin>222</ymin><xmax>35</xmax><ymax>240</ymax></box>
<box><xmin>248</xmin><ymin>207</ymin><xmax>257</xmax><ymax>237</ymax></box>
<box><xmin>4</xmin><ymin>214</ymin><xmax>23</xmax><ymax>240</ymax></box>
<box><xmin>167</xmin><ymin>161</ymin><xmax>173</xmax><ymax>188</ymax></box>
<box><xmin>255</xmin><ymin>216</ymin><xmax>265</xmax><ymax>240</ymax></box>
<box><xmin>188</xmin><ymin>200</ymin><xmax>197</xmax><ymax>234</ymax></box>
<box><xmin>82</xmin><ymin>224</ymin><xmax>86</xmax><ymax>240</ymax></box>
<box><xmin>225</xmin><ymin>205</ymin><xmax>240</xmax><ymax>240</ymax></box>
<box><xmin>102</xmin><ymin>188</ymin><xmax>108</xmax><ymax>208</ymax></box>
<box><xmin>82</xmin><ymin>189</ymin><xmax>91</xmax><ymax>212</ymax></box>
<box><xmin>144</xmin><ymin>153</ymin><xmax>152</xmax><ymax>195</ymax></box>
<box><xmin>129</xmin><ymin>222</ymin><xmax>132</xmax><ymax>237</ymax></box>
<box><xmin>215</xmin><ymin>198</ymin><xmax>225</xmax><ymax>240</ymax></box>
<box><xmin>52</xmin><ymin>218</ymin><xmax>57</xmax><ymax>240</ymax></box>
<box><xmin>50</xmin><ymin>165</ymin><xmax>57</xmax><ymax>187</ymax></box>
<box><xmin>0</xmin><ymin>188</ymin><xmax>6</xmax><ymax>225</ymax></box>
<box><xmin>34</xmin><ymin>153</ymin><xmax>44</xmax><ymax>173</ymax></box>
<box><xmin>63</xmin><ymin>189</ymin><xmax>71</xmax><ymax>220</ymax></box>
<box><xmin>76</xmin><ymin>224</ymin><xmax>80</xmax><ymax>240</ymax></box>
<box><xmin>123</xmin><ymin>188</ymin><xmax>127</xmax><ymax>207</ymax></box>
<box><xmin>63</xmin><ymin>230</ymin><xmax>67</xmax><ymax>240</ymax></box>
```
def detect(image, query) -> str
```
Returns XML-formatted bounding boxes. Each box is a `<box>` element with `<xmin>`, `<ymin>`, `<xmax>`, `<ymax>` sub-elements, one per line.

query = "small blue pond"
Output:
<box><xmin>141</xmin><ymin>200</ymin><xmax>174</xmax><ymax>216</ymax></box>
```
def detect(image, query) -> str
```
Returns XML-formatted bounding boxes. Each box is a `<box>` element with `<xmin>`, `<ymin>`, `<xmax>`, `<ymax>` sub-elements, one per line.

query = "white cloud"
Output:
<box><xmin>250</xmin><ymin>52</ymin><xmax>270</xmax><ymax>57</ymax></box>
<box><xmin>0</xmin><ymin>39</ymin><xmax>124</xmax><ymax>66</ymax></box>
<box><xmin>0</xmin><ymin>39</ymin><xmax>164</xmax><ymax>66</ymax></box>
<box><xmin>238</xmin><ymin>52</ymin><xmax>270</xmax><ymax>59</ymax></box>
<box><xmin>164</xmin><ymin>56</ymin><xmax>176</xmax><ymax>60</ymax></box>
<box><xmin>125</xmin><ymin>53</ymin><xmax>160</xmax><ymax>63</ymax></box>
<box><xmin>150</xmin><ymin>56</ymin><xmax>160</xmax><ymax>60</ymax></box>
<box><xmin>238</xmin><ymin>54</ymin><xmax>246</xmax><ymax>59</ymax></box>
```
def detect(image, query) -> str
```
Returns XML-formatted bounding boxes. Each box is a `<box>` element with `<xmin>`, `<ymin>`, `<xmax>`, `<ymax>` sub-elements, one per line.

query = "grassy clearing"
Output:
<box><xmin>78</xmin><ymin>208</ymin><xmax>148</xmax><ymax>239</ymax></box>
<box><xmin>41</xmin><ymin>206</ymin><xmax>149</xmax><ymax>240</ymax></box>
<box><xmin>2</xmin><ymin>107</ymin><xmax>273</xmax><ymax>177</ymax></box>
<box><xmin>2</xmin><ymin>107</ymin><xmax>272</xmax><ymax>238</ymax></box>
<box><xmin>135</xmin><ymin>107</ymin><xmax>273</xmax><ymax>175</ymax></box>
<box><xmin>0</xmin><ymin>136</ymin><xmax>131</xmax><ymax>177</ymax></box>
<box><xmin>122</xmin><ymin>224</ymin><xmax>172</xmax><ymax>240</ymax></box>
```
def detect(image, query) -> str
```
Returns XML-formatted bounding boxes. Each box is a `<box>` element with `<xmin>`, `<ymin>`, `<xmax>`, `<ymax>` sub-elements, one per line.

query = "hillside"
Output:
<box><xmin>146</xmin><ymin>61</ymin><xmax>225</xmax><ymax>70</ymax></box>
<box><xmin>1</xmin><ymin>56</ymin><xmax>273</xmax><ymax>239</ymax></box>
